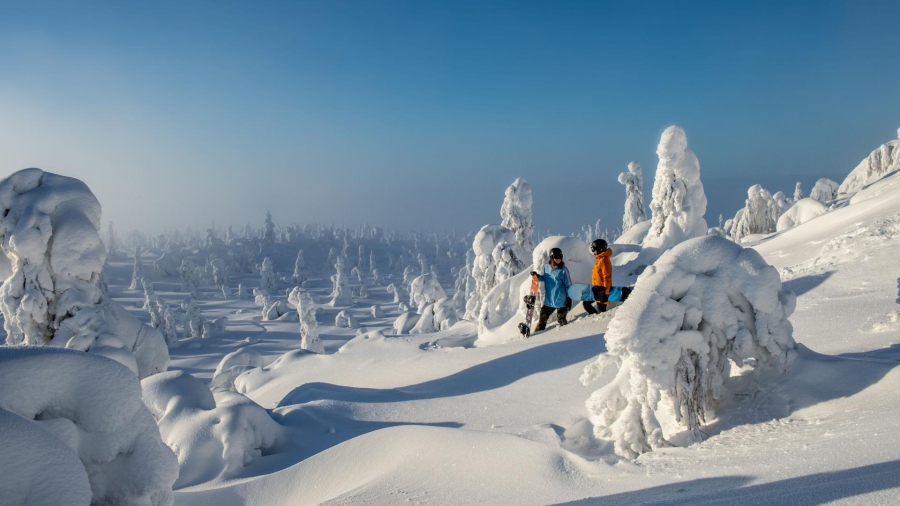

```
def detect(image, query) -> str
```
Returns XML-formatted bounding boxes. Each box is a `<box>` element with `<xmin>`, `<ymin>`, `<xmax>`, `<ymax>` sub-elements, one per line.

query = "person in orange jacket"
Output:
<box><xmin>585</xmin><ymin>239</ymin><xmax>612</xmax><ymax>314</ymax></box>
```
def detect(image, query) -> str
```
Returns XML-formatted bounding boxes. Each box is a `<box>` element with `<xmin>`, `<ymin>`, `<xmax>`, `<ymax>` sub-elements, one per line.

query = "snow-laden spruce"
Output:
<box><xmin>288</xmin><ymin>287</ymin><xmax>324</xmax><ymax>353</ymax></box>
<box><xmin>330</xmin><ymin>256</ymin><xmax>352</xmax><ymax>306</ymax></box>
<box><xmin>0</xmin><ymin>168</ymin><xmax>169</xmax><ymax>378</ymax></box>
<box><xmin>581</xmin><ymin>235</ymin><xmax>796</xmax><ymax>459</ymax></box>
<box><xmin>618</xmin><ymin>161</ymin><xmax>646</xmax><ymax>233</ymax></box>
<box><xmin>465</xmin><ymin>224</ymin><xmax>515</xmax><ymax>320</ymax></box>
<box><xmin>292</xmin><ymin>249</ymin><xmax>307</xmax><ymax>284</ymax></box>
<box><xmin>409</xmin><ymin>272</ymin><xmax>447</xmax><ymax>310</ymax></box>
<box><xmin>500</xmin><ymin>177</ymin><xmax>535</xmax><ymax>259</ymax></box>
<box><xmin>731</xmin><ymin>184</ymin><xmax>778</xmax><ymax>243</ymax></box>
<box><xmin>839</xmin><ymin>127</ymin><xmax>900</xmax><ymax>196</ymax></box>
<box><xmin>0</xmin><ymin>346</ymin><xmax>178</xmax><ymax>505</ymax></box>
<box><xmin>643</xmin><ymin>126</ymin><xmax>708</xmax><ymax>251</ymax></box>
<box><xmin>130</xmin><ymin>245</ymin><xmax>144</xmax><ymax>290</ymax></box>
<box><xmin>259</xmin><ymin>256</ymin><xmax>276</xmax><ymax>291</ymax></box>
<box><xmin>810</xmin><ymin>178</ymin><xmax>839</xmax><ymax>204</ymax></box>
<box><xmin>142</xmin><ymin>370</ymin><xmax>286</xmax><ymax>489</ymax></box>
<box><xmin>262</xmin><ymin>211</ymin><xmax>276</xmax><ymax>244</ymax></box>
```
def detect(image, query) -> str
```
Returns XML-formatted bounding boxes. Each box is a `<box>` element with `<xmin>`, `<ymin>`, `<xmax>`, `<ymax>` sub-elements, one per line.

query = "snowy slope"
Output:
<box><xmin>148</xmin><ymin>175</ymin><xmax>900</xmax><ymax>505</ymax></box>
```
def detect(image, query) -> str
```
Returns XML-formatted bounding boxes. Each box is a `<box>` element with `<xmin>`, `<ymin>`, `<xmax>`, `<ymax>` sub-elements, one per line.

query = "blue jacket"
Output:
<box><xmin>537</xmin><ymin>264</ymin><xmax>571</xmax><ymax>308</ymax></box>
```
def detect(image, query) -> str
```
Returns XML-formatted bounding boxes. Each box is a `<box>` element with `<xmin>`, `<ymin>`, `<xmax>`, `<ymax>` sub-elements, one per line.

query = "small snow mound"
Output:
<box><xmin>776</xmin><ymin>198</ymin><xmax>827</xmax><ymax>232</ymax></box>
<box><xmin>142</xmin><ymin>370</ymin><xmax>287</xmax><ymax>488</ymax></box>
<box><xmin>335</xmin><ymin>310</ymin><xmax>359</xmax><ymax>328</ymax></box>
<box><xmin>211</xmin><ymin>348</ymin><xmax>266</xmax><ymax>393</ymax></box>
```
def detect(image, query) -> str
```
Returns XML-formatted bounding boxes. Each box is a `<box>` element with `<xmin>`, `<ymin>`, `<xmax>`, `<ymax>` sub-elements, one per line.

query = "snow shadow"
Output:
<box><xmin>554</xmin><ymin>458</ymin><xmax>900</xmax><ymax>505</ymax></box>
<box><xmin>277</xmin><ymin>333</ymin><xmax>607</xmax><ymax>407</ymax></box>
<box><xmin>839</xmin><ymin>342</ymin><xmax>900</xmax><ymax>362</ymax></box>
<box><xmin>783</xmin><ymin>271</ymin><xmax>834</xmax><ymax>297</ymax></box>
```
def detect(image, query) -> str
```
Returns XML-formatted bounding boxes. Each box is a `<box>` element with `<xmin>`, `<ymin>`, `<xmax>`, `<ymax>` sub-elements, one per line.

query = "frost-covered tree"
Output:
<box><xmin>0</xmin><ymin>169</ymin><xmax>169</xmax><ymax>378</ymax></box>
<box><xmin>178</xmin><ymin>257</ymin><xmax>202</xmax><ymax>292</ymax></box>
<box><xmin>142</xmin><ymin>280</ymin><xmax>164</xmax><ymax>329</ymax></box>
<box><xmin>224</xmin><ymin>225</ymin><xmax>235</xmax><ymax>245</ymax></box>
<box><xmin>409</xmin><ymin>273</ymin><xmax>447</xmax><ymax>310</ymax></box>
<box><xmin>107</xmin><ymin>221</ymin><xmax>116</xmax><ymax>254</ymax></box>
<box><xmin>288</xmin><ymin>287</ymin><xmax>323</xmax><ymax>353</ymax></box>
<box><xmin>453</xmin><ymin>250</ymin><xmax>476</xmax><ymax>318</ymax></box>
<box><xmin>181</xmin><ymin>298</ymin><xmax>204</xmax><ymax>339</ymax></box>
<box><xmin>329</xmin><ymin>257</ymin><xmax>352</xmax><ymax>306</ymax></box>
<box><xmin>369</xmin><ymin>250</ymin><xmax>377</xmax><ymax>276</ymax></box>
<box><xmin>793</xmin><ymin>182</ymin><xmax>803</xmax><ymax>202</ymax></box>
<box><xmin>643</xmin><ymin>126</ymin><xmax>708</xmax><ymax>251</ymax></box>
<box><xmin>809</xmin><ymin>178</ymin><xmax>839</xmax><ymax>204</ymax></box>
<box><xmin>499</xmin><ymin>177</ymin><xmax>535</xmax><ymax>260</ymax></box>
<box><xmin>838</xmin><ymin>127</ymin><xmax>900</xmax><ymax>196</ymax></box>
<box><xmin>618</xmin><ymin>161</ymin><xmax>646</xmax><ymax>232</ymax></box>
<box><xmin>358</xmin><ymin>244</ymin><xmax>366</xmax><ymax>272</ymax></box>
<box><xmin>464</xmin><ymin>224</ymin><xmax>514</xmax><ymax>321</ymax></box>
<box><xmin>581</xmin><ymin>235</ymin><xmax>796</xmax><ymax>459</ymax></box>
<box><xmin>731</xmin><ymin>184</ymin><xmax>777</xmax><ymax>243</ymax></box>
<box><xmin>160</xmin><ymin>300</ymin><xmax>179</xmax><ymax>346</ymax></box>
<box><xmin>387</xmin><ymin>282</ymin><xmax>408</xmax><ymax>304</ymax></box>
<box><xmin>259</xmin><ymin>257</ymin><xmax>276</xmax><ymax>291</ymax></box>
<box><xmin>292</xmin><ymin>249</ymin><xmax>307</xmax><ymax>284</ymax></box>
<box><xmin>129</xmin><ymin>245</ymin><xmax>144</xmax><ymax>290</ymax></box>
<box><xmin>211</xmin><ymin>257</ymin><xmax>228</xmax><ymax>294</ymax></box>
<box><xmin>262</xmin><ymin>211</ymin><xmax>276</xmax><ymax>244</ymax></box>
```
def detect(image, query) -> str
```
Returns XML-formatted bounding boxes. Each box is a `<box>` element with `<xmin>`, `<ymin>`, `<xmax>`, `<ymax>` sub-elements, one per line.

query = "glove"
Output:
<box><xmin>530</xmin><ymin>271</ymin><xmax>538</xmax><ymax>277</ymax></box>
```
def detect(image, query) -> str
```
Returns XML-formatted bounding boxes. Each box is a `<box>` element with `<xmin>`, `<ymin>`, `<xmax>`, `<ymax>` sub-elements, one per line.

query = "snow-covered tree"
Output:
<box><xmin>160</xmin><ymin>300</ymin><xmax>179</xmax><ymax>346</ymax></box>
<box><xmin>107</xmin><ymin>221</ymin><xmax>116</xmax><ymax>254</ymax></box>
<box><xmin>581</xmin><ymin>235</ymin><xmax>796</xmax><ymax>459</ymax></box>
<box><xmin>409</xmin><ymin>273</ymin><xmax>447</xmax><ymax>310</ymax></box>
<box><xmin>288</xmin><ymin>287</ymin><xmax>323</xmax><ymax>353</ymax></box>
<box><xmin>793</xmin><ymin>182</ymin><xmax>803</xmax><ymax>202</ymax></box>
<box><xmin>387</xmin><ymin>282</ymin><xmax>408</xmax><ymax>304</ymax></box>
<box><xmin>129</xmin><ymin>245</ymin><xmax>144</xmax><ymax>290</ymax></box>
<box><xmin>178</xmin><ymin>257</ymin><xmax>202</xmax><ymax>292</ymax></box>
<box><xmin>643</xmin><ymin>126</ymin><xmax>708</xmax><ymax>251</ymax></box>
<box><xmin>211</xmin><ymin>257</ymin><xmax>228</xmax><ymax>294</ymax></box>
<box><xmin>0</xmin><ymin>168</ymin><xmax>168</xmax><ymax>378</ymax></box>
<box><xmin>142</xmin><ymin>279</ymin><xmax>164</xmax><ymax>329</ymax></box>
<box><xmin>335</xmin><ymin>310</ymin><xmax>359</xmax><ymax>329</ymax></box>
<box><xmin>453</xmin><ymin>250</ymin><xmax>476</xmax><ymax>318</ymax></box>
<box><xmin>181</xmin><ymin>297</ymin><xmax>204</xmax><ymax>339</ymax></box>
<box><xmin>838</xmin><ymin>127</ymin><xmax>900</xmax><ymax>196</ymax></box>
<box><xmin>809</xmin><ymin>178</ymin><xmax>839</xmax><ymax>204</ymax></box>
<box><xmin>259</xmin><ymin>257</ymin><xmax>276</xmax><ymax>291</ymax></box>
<box><xmin>329</xmin><ymin>257</ymin><xmax>352</xmax><ymax>306</ymax></box>
<box><xmin>464</xmin><ymin>224</ymin><xmax>515</xmax><ymax>321</ymax></box>
<box><xmin>225</xmin><ymin>225</ymin><xmax>235</xmax><ymax>245</ymax></box>
<box><xmin>369</xmin><ymin>250</ymin><xmax>377</xmax><ymax>276</ymax></box>
<box><xmin>499</xmin><ymin>177</ymin><xmax>535</xmax><ymax>260</ymax></box>
<box><xmin>262</xmin><ymin>211</ymin><xmax>276</xmax><ymax>244</ymax></box>
<box><xmin>618</xmin><ymin>161</ymin><xmax>647</xmax><ymax>233</ymax></box>
<box><xmin>731</xmin><ymin>184</ymin><xmax>777</xmax><ymax>243</ymax></box>
<box><xmin>292</xmin><ymin>249</ymin><xmax>307</xmax><ymax>284</ymax></box>
<box><xmin>358</xmin><ymin>244</ymin><xmax>366</xmax><ymax>272</ymax></box>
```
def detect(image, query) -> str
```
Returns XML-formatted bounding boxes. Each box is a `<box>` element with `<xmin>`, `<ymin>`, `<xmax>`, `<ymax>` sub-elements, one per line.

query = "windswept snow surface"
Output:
<box><xmin>18</xmin><ymin>172</ymin><xmax>899</xmax><ymax>505</ymax></box>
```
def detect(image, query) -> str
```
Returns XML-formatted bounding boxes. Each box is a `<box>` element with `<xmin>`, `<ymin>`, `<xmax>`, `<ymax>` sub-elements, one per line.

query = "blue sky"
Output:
<box><xmin>1</xmin><ymin>1</ymin><xmax>898</xmax><ymax>235</ymax></box>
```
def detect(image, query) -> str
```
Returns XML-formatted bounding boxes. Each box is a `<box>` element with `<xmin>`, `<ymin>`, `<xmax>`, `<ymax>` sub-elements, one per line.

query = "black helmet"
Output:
<box><xmin>549</xmin><ymin>247</ymin><xmax>563</xmax><ymax>260</ymax></box>
<box><xmin>590</xmin><ymin>239</ymin><xmax>608</xmax><ymax>253</ymax></box>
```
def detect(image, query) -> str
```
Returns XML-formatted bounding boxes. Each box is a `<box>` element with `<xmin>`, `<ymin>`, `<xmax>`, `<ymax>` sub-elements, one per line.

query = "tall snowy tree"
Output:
<box><xmin>329</xmin><ymin>257</ymin><xmax>352</xmax><ymax>306</ymax></box>
<box><xmin>618</xmin><ymin>161</ymin><xmax>646</xmax><ymax>233</ymax></box>
<box><xmin>288</xmin><ymin>287</ymin><xmax>323</xmax><ymax>352</ymax></box>
<box><xmin>259</xmin><ymin>257</ymin><xmax>276</xmax><ymax>291</ymax></box>
<box><xmin>643</xmin><ymin>126</ymin><xmax>708</xmax><ymax>251</ymax></box>
<box><xmin>262</xmin><ymin>212</ymin><xmax>276</xmax><ymax>244</ymax></box>
<box><xmin>793</xmin><ymin>182</ymin><xmax>803</xmax><ymax>202</ymax></box>
<box><xmin>129</xmin><ymin>246</ymin><xmax>143</xmax><ymax>290</ymax></box>
<box><xmin>500</xmin><ymin>177</ymin><xmax>535</xmax><ymax>262</ymax></box>
<box><xmin>731</xmin><ymin>184</ymin><xmax>777</xmax><ymax>243</ymax></box>
<box><xmin>292</xmin><ymin>249</ymin><xmax>307</xmax><ymax>284</ymax></box>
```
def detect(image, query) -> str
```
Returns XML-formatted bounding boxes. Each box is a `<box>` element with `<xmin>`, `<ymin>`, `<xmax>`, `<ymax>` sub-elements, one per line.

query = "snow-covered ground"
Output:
<box><xmin>97</xmin><ymin>175</ymin><xmax>898</xmax><ymax>504</ymax></box>
<box><xmin>2</xmin><ymin>164</ymin><xmax>900</xmax><ymax>505</ymax></box>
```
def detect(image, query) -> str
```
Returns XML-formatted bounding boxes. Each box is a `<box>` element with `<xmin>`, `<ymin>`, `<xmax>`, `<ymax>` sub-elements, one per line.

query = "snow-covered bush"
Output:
<box><xmin>409</xmin><ymin>273</ymin><xmax>447</xmax><ymax>310</ymax></box>
<box><xmin>643</xmin><ymin>126</ymin><xmax>708</xmax><ymax>251</ymax></box>
<box><xmin>262</xmin><ymin>298</ymin><xmax>290</xmax><ymax>321</ymax></box>
<box><xmin>130</xmin><ymin>245</ymin><xmax>144</xmax><ymax>290</ymax></box>
<box><xmin>210</xmin><ymin>348</ymin><xmax>265</xmax><ymax>393</ymax></box>
<box><xmin>393</xmin><ymin>311</ymin><xmax>421</xmax><ymax>335</ymax></box>
<box><xmin>0</xmin><ymin>168</ymin><xmax>168</xmax><ymax>378</ymax></box>
<box><xmin>288</xmin><ymin>287</ymin><xmax>323</xmax><ymax>353</ymax></box>
<box><xmin>0</xmin><ymin>346</ymin><xmax>178</xmax><ymax>505</ymax></box>
<box><xmin>581</xmin><ymin>235</ymin><xmax>796</xmax><ymax>459</ymax></box>
<box><xmin>335</xmin><ymin>310</ymin><xmax>359</xmax><ymax>328</ymax></box>
<box><xmin>142</xmin><ymin>370</ymin><xmax>286</xmax><ymax>488</ymax></box>
<box><xmin>259</xmin><ymin>256</ymin><xmax>276</xmax><ymax>291</ymax></box>
<box><xmin>410</xmin><ymin>298</ymin><xmax>459</xmax><ymax>334</ymax></box>
<box><xmin>838</xmin><ymin>127</ymin><xmax>900</xmax><ymax>196</ymax></box>
<box><xmin>398</xmin><ymin>301</ymin><xmax>410</xmax><ymax>312</ymax></box>
<box><xmin>618</xmin><ymin>161</ymin><xmax>646</xmax><ymax>233</ymax></box>
<box><xmin>809</xmin><ymin>178</ymin><xmax>839</xmax><ymax>204</ymax></box>
<box><xmin>499</xmin><ymin>177</ymin><xmax>535</xmax><ymax>259</ymax></box>
<box><xmin>776</xmin><ymin>198</ymin><xmax>827</xmax><ymax>232</ymax></box>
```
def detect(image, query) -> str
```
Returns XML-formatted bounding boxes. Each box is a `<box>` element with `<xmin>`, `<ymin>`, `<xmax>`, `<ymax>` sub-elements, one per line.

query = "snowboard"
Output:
<box><xmin>567</xmin><ymin>284</ymin><xmax>633</xmax><ymax>303</ymax></box>
<box><xmin>518</xmin><ymin>275</ymin><xmax>541</xmax><ymax>337</ymax></box>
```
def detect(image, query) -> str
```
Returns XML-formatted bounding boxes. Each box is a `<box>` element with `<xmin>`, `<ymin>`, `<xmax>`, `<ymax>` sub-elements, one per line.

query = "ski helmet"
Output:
<box><xmin>549</xmin><ymin>247</ymin><xmax>564</xmax><ymax>260</ymax></box>
<box><xmin>590</xmin><ymin>239</ymin><xmax>608</xmax><ymax>253</ymax></box>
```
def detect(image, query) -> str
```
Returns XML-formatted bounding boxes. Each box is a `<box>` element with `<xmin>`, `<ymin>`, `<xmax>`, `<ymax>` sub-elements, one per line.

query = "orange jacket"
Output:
<box><xmin>591</xmin><ymin>249</ymin><xmax>612</xmax><ymax>292</ymax></box>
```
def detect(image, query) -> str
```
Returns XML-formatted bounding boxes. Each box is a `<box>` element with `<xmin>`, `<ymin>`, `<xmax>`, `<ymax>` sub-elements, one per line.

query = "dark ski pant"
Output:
<box><xmin>583</xmin><ymin>286</ymin><xmax>609</xmax><ymax>315</ymax></box>
<box><xmin>535</xmin><ymin>304</ymin><xmax>569</xmax><ymax>331</ymax></box>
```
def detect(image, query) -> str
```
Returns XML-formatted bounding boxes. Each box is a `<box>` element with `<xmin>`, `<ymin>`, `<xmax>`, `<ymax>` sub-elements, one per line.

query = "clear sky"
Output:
<box><xmin>1</xmin><ymin>0</ymin><xmax>898</xmax><ymax>236</ymax></box>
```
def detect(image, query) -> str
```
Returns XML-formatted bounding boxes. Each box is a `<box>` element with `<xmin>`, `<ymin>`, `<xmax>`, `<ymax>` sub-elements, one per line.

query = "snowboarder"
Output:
<box><xmin>530</xmin><ymin>247</ymin><xmax>572</xmax><ymax>332</ymax></box>
<box><xmin>584</xmin><ymin>239</ymin><xmax>612</xmax><ymax>315</ymax></box>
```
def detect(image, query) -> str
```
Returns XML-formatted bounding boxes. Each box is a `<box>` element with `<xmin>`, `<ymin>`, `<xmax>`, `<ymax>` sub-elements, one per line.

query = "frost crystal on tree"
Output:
<box><xmin>292</xmin><ymin>249</ymin><xmax>307</xmax><ymax>284</ymax></box>
<box><xmin>618</xmin><ymin>161</ymin><xmax>647</xmax><ymax>233</ymax></box>
<box><xmin>259</xmin><ymin>257</ymin><xmax>276</xmax><ymax>291</ymax></box>
<box><xmin>643</xmin><ymin>126</ymin><xmax>708</xmax><ymax>251</ymax></box>
<box><xmin>329</xmin><ymin>257</ymin><xmax>352</xmax><ymax>306</ymax></box>
<box><xmin>838</xmin><ymin>127</ymin><xmax>900</xmax><ymax>196</ymax></box>
<box><xmin>129</xmin><ymin>245</ymin><xmax>144</xmax><ymax>290</ymax></box>
<box><xmin>0</xmin><ymin>169</ymin><xmax>169</xmax><ymax>378</ymax></box>
<box><xmin>499</xmin><ymin>177</ymin><xmax>535</xmax><ymax>259</ymax></box>
<box><xmin>581</xmin><ymin>236</ymin><xmax>796</xmax><ymax>459</ymax></box>
<box><xmin>262</xmin><ymin>211</ymin><xmax>276</xmax><ymax>244</ymax></box>
<box><xmin>809</xmin><ymin>178</ymin><xmax>839</xmax><ymax>204</ymax></box>
<box><xmin>288</xmin><ymin>287</ymin><xmax>323</xmax><ymax>353</ymax></box>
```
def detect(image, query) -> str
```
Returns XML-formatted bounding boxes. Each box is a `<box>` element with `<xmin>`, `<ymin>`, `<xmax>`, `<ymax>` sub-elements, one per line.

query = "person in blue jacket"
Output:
<box><xmin>530</xmin><ymin>247</ymin><xmax>572</xmax><ymax>332</ymax></box>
